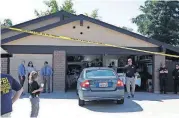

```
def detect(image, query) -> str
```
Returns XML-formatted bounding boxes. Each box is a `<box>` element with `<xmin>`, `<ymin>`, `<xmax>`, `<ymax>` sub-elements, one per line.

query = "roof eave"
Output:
<box><xmin>1</xmin><ymin>10</ymin><xmax>76</xmax><ymax>34</ymax></box>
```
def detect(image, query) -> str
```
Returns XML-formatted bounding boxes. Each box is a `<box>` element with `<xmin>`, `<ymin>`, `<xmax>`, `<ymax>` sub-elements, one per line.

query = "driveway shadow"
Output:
<box><xmin>84</xmin><ymin>99</ymin><xmax>143</xmax><ymax>113</ymax></box>
<box><xmin>20</xmin><ymin>91</ymin><xmax>78</xmax><ymax>99</ymax></box>
<box><xmin>132</xmin><ymin>92</ymin><xmax>179</xmax><ymax>102</ymax></box>
<box><xmin>20</xmin><ymin>91</ymin><xmax>179</xmax><ymax>101</ymax></box>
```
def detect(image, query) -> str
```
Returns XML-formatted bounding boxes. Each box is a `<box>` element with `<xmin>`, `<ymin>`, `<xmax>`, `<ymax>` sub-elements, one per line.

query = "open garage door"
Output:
<box><xmin>10</xmin><ymin>54</ymin><xmax>53</xmax><ymax>92</ymax></box>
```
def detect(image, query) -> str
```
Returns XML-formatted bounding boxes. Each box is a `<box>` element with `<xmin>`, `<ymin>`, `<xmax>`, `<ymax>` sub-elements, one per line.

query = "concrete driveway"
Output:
<box><xmin>11</xmin><ymin>92</ymin><xmax>179</xmax><ymax>118</ymax></box>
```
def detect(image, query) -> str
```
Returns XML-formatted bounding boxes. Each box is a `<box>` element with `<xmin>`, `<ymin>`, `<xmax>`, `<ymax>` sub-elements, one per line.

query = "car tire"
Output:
<box><xmin>79</xmin><ymin>98</ymin><xmax>85</xmax><ymax>106</ymax></box>
<box><xmin>116</xmin><ymin>98</ymin><xmax>124</xmax><ymax>104</ymax></box>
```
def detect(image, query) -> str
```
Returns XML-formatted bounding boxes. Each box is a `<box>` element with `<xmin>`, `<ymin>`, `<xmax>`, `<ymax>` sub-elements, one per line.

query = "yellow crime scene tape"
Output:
<box><xmin>3</xmin><ymin>27</ymin><xmax>179</xmax><ymax>58</ymax></box>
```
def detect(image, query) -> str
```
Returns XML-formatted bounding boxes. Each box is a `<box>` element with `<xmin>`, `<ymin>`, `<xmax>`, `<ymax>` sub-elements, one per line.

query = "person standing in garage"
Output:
<box><xmin>159</xmin><ymin>64</ymin><xmax>168</xmax><ymax>94</ymax></box>
<box><xmin>87</xmin><ymin>62</ymin><xmax>93</xmax><ymax>68</ymax></box>
<box><xmin>172</xmin><ymin>64</ymin><xmax>179</xmax><ymax>94</ymax></box>
<box><xmin>18</xmin><ymin>60</ymin><xmax>26</xmax><ymax>95</ymax></box>
<box><xmin>40</xmin><ymin>61</ymin><xmax>53</xmax><ymax>93</ymax></box>
<box><xmin>125</xmin><ymin>58</ymin><xmax>137</xmax><ymax>99</ymax></box>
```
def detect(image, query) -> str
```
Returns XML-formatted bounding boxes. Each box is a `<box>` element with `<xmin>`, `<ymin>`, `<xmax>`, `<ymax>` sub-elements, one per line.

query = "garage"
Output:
<box><xmin>1</xmin><ymin>10</ymin><xmax>179</xmax><ymax>93</ymax></box>
<box><xmin>9</xmin><ymin>54</ymin><xmax>53</xmax><ymax>92</ymax></box>
<box><xmin>66</xmin><ymin>55</ymin><xmax>103</xmax><ymax>91</ymax></box>
<box><xmin>65</xmin><ymin>54</ymin><xmax>154</xmax><ymax>92</ymax></box>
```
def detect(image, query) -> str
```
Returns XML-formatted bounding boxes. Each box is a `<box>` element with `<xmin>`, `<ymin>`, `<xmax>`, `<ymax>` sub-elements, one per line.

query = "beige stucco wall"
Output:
<box><xmin>3</xmin><ymin>21</ymin><xmax>158</xmax><ymax>47</ymax></box>
<box><xmin>2</xmin><ymin>17</ymin><xmax>60</xmax><ymax>39</ymax></box>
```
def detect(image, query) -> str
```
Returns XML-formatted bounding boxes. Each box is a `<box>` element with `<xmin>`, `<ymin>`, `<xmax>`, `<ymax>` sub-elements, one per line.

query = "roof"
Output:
<box><xmin>1</xmin><ymin>10</ymin><xmax>179</xmax><ymax>53</ymax></box>
<box><xmin>1</xmin><ymin>47</ymin><xmax>8</xmax><ymax>54</ymax></box>
<box><xmin>1</xmin><ymin>47</ymin><xmax>12</xmax><ymax>57</ymax></box>
<box><xmin>1</xmin><ymin>10</ymin><xmax>76</xmax><ymax>34</ymax></box>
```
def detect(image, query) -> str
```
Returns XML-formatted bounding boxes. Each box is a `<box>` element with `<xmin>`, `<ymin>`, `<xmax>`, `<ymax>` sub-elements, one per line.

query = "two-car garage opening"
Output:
<box><xmin>65</xmin><ymin>54</ymin><xmax>154</xmax><ymax>92</ymax></box>
<box><xmin>8</xmin><ymin>53</ymin><xmax>154</xmax><ymax>93</ymax></box>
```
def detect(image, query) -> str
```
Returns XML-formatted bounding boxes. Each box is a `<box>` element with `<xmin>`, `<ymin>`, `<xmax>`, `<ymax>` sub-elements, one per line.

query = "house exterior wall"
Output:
<box><xmin>1</xmin><ymin>58</ymin><xmax>9</xmax><ymax>74</ymax></box>
<box><xmin>2</xmin><ymin>18</ymin><xmax>165</xmax><ymax>92</ymax></box>
<box><xmin>2</xmin><ymin>17</ymin><xmax>60</xmax><ymax>39</ymax></box>
<box><xmin>53</xmin><ymin>51</ymin><xmax>66</xmax><ymax>91</ymax></box>
<box><xmin>2</xmin><ymin>45</ymin><xmax>160</xmax><ymax>55</ymax></box>
<box><xmin>4</xmin><ymin>21</ymin><xmax>158</xmax><ymax>47</ymax></box>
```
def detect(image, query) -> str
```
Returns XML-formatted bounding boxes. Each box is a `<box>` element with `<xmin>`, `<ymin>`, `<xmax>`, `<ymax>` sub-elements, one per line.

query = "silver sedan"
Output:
<box><xmin>77</xmin><ymin>67</ymin><xmax>125</xmax><ymax>106</ymax></box>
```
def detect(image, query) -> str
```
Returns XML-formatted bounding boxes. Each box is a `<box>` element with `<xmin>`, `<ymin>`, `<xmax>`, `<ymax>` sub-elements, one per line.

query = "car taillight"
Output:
<box><xmin>117</xmin><ymin>79</ymin><xmax>124</xmax><ymax>87</ymax></box>
<box><xmin>80</xmin><ymin>80</ymin><xmax>90</xmax><ymax>88</ymax></box>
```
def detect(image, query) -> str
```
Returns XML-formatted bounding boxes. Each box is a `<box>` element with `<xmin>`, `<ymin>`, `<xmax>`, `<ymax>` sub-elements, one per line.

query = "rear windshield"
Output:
<box><xmin>86</xmin><ymin>69</ymin><xmax>116</xmax><ymax>78</ymax></box>
<box><xmin>117</xmin><ymin>68</ymin><xmax>125</xmax><ymax>73</ymax></box>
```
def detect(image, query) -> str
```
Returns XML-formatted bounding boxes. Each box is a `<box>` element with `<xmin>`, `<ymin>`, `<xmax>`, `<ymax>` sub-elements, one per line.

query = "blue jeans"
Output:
<box><xmin>30</xmin><ymin>97</ymin><xmax>40</xmax><ymax>118</ymax></box>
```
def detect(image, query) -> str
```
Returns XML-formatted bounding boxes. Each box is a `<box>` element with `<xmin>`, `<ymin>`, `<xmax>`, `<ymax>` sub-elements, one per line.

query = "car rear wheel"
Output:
<box><xmin>78</xmin><ymin>98</ymin><xmax>85</xmax><ymax>106</ymax></box>
<box><xmin>116</xmin><ymin>98</ymin><xmax>124</xmax><ymax>104</ymax></box>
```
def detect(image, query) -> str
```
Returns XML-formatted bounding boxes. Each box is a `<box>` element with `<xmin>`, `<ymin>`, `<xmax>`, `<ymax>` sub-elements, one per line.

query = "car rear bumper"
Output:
<box><xmin>79</xmin><ymin>89</ymin><xmax>124</xmax><ymax>101</ymax></box>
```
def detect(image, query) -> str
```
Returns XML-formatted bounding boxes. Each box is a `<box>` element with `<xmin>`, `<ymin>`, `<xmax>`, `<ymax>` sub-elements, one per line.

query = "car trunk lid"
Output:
<box><xmin>88</xmin><ymin>77</ymin><xmax>118</xmax><ymax>91</ymax></box>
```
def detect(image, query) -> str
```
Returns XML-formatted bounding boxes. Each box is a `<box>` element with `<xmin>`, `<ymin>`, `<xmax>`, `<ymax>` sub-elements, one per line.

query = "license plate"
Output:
<box><xmin>99</xmin><ymin>82</ymin><xmax>108</xmax><ymax>87</ymax></box>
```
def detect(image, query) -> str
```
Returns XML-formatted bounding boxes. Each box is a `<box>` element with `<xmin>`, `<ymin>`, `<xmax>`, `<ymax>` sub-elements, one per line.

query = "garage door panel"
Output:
<box><xmin>10</xmin><ymin>54</ymin><xmax>53</xmax><ymax>92</ymax></box>
<box><xmin>10</xmin><ymin>54</ymin><xmax>52</xmax><ymax>70</ymax></box>
<box><xmin>10</xmin><ymin>70</ymin><xmax>28</xmax><ymax>92</ymax></box>
<box><xmin>10</xmin><ymin>70</ymin><xmax>19</xmax><ymax>81</ymax></box>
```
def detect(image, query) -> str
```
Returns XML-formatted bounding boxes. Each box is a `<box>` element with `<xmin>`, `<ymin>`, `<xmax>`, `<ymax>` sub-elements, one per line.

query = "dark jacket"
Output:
<box><xmin>172</xmin><ymin>69</ymin><xmax>179</xmax><ymax>79</ymax></box>
<box><xmin>29</xmin><ymin>81</ymin><xmax>40</xmax><ymax>97</ymax></box>
<box><xmin>125</xmin><ymin>65</ymin><xmax>136</xmax><ymax>78</ymax></box>
<box><xmin>159</xmin><ymin>67</ymin><xmax>168</xmax><ymax>79</ymax></box>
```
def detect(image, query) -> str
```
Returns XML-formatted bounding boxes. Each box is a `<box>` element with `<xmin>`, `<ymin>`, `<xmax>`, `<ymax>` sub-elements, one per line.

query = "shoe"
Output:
<box><xmin>127</xmin><ymin>96</ymin><xmax>130</xmax><ymax>99</ymax></box>
<box><xmin>131</xmin><ymin>94</ymin><xmax>134</xmax><ymax>98</ymax></box>
<box><xmin>48</xmin><ymin>91</ymin><xmax>50</xmax><ymax>93</ymax></box>
<box><xmin>164</xmin><ymin>92</ymin><xmax>167</xmax><ymax>94</ymax></box>
<box><xmin>42</xmin><ymin>91</ymin><xmax>46</xmax><ymax>93</ymax></box>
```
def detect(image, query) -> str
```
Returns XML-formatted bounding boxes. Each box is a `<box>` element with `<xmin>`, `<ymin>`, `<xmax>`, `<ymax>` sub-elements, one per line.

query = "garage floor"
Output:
<box><xmin>11</xmin><ymin>92</ymin><xmax>179</xmax><ymax>118</ymax></box>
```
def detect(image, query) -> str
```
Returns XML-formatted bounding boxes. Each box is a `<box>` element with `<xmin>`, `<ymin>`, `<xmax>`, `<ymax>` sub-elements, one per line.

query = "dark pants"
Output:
<box><xmin>28</xmin><ymin>73</ymin><xmax>30</xmax><ymax>93</ymax></box>
<box><xmin>174</xmin><ymin>79</ymin><xmax>179</xmax><ymax>94</ymax></box>
<box><xmin>18</xmin><ymin>75</ymin><xmax>25</xmax><ymax>87</ymax></box>
<box><xmin>160</xmin><ymin>78</ymin><xmax>167</xmax><ymax>93</ymax></box>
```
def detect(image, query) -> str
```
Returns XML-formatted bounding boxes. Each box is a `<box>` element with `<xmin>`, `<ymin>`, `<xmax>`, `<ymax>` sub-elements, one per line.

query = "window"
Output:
<box><xmin>79</xmin><ymin>71</ymin><xmax>84</xmax><ymax>79</ymax></box>
<box><xmin>117</xmin><ymin>68</ymin><xmax>125</xmax><ymax>73</ymax></box>
<box><xmin>85</xmin><ymin>69</ymin><xmax>116</xmax><ymax>78</ymax></box>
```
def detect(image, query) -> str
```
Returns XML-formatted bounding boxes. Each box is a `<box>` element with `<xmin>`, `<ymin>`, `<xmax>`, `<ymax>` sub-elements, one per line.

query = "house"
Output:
<box><xmin>1</xmin><ymin>47</ymin><xmax>12</xmax><ymax>74</ymax></box>
<box><xmin>1</xmin><ymin>10</ymin><xmax>179</xmax><ymax>93</ymax></box>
